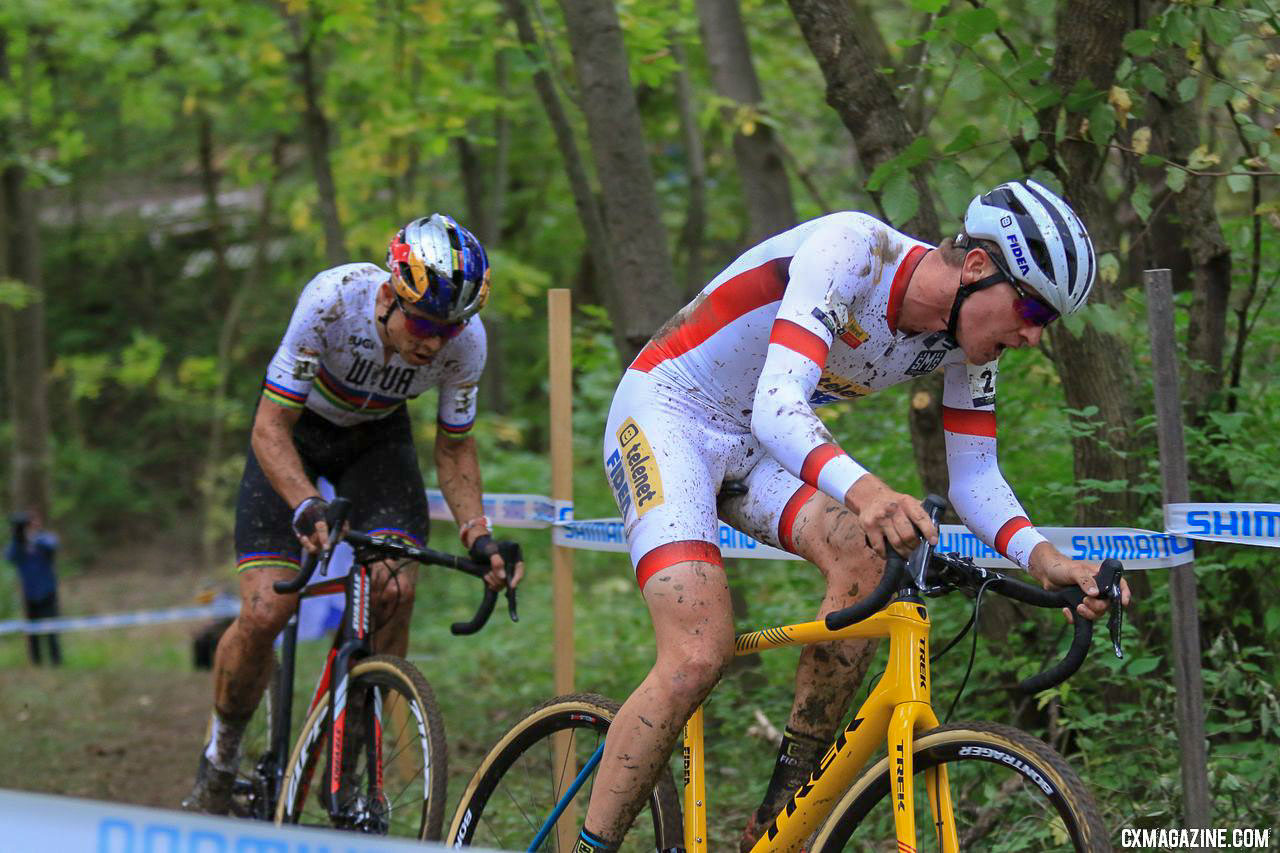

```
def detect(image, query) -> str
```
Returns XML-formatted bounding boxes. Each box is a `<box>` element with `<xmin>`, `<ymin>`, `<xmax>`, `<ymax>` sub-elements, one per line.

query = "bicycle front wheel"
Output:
<box><xmin>274</xmin><ymin>655</ymin><xmax>448</xmax><ymax>840</ymax></box>
<box><xmin>812</xmin><ymin>721</ymin><xmax>1110</xmax><ymax>853</ymax></box>
<box><xmin>448</xmin><ymin>693</ymin><xmax>683</xmax><ymax>851</ymax></box>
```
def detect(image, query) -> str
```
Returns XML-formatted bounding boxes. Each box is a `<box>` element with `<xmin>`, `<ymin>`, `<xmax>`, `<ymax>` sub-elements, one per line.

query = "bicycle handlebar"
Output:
<box><xmin>997</xmin><ymin>559</ymin><xmax>1122</xmax><ymax>693</ymax></box>
<box><xmin>823</xmin><ymin>494</ymin><xmax>1125</xmax><ymax>693</ymax></box>
<box><xmin>824</xmin><ymin>494</ymin><xmax>947</xmax><ymax>632</ymax></box>
<box><xmin>271</xmin><ymin>497</ymin><xmax>517</xmax><ymax>634</ymax></box>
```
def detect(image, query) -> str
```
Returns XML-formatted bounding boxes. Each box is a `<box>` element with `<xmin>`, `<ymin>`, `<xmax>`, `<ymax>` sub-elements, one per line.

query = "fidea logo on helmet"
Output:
<box><xmin>1005</xmin><ymin>233</ymin><xmax>1031</xmax><ymax>276</ymax></box>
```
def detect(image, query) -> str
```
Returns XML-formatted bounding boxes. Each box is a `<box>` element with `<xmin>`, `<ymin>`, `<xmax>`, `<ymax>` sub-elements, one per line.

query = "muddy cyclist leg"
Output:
<box><xmin>580</xmin><ymin>557</ymin><xmax>736</xmax><ymax>845</ymax></box>
<box><xmin>209</xmin><ymin>566</ymin><xmax>299</xmax><ymax>768</ymax></box>
<box><xmin>369</xmin><ymin>558</ymin><xmax>418</xmax><ymax>657</ymax></box>
<box><xmin>745</xmin><ymin>491</ymin><xmax>883</xmax><ymax>845</ymax></box>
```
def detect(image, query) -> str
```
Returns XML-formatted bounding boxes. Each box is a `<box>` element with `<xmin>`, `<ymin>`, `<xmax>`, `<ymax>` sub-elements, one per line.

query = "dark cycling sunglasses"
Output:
<box><xmin>396</xmin><ymin>297</ymin><xmax>467</xmax><ymax>340</ymax></box>
<box><xmin>1008</xmin><ymin>280</ymin><xmax>1060</xmax><ymax>327</ymax></box>
<box><xmin>980</xmin><ymin>249</ymin><xmax>1059</xmax><ymax>328</ymax></box>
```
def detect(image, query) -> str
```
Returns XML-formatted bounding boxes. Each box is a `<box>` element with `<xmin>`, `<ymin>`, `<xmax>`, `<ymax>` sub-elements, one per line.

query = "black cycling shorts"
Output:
<box><xmin>234</xmin><ymin>406</ymin><xmax>429</xmax><ymax>572</ymax></box>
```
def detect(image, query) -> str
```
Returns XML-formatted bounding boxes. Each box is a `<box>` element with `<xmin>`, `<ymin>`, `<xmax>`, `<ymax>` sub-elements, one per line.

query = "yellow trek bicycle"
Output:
<box><xmin>448</xmin><ymin>496</ymin><xmax>1126</xmax><ymax>852</ymax></box>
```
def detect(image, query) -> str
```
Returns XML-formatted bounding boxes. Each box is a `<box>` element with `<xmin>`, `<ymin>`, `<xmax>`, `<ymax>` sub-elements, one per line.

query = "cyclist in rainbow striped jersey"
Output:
<box><xmin>184</xmin><ymin>214</ymin><xmax>524</xmax><ymax>814</ymax></box>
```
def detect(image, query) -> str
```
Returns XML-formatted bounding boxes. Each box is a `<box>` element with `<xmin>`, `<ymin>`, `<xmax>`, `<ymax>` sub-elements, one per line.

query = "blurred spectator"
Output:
<box><xmin>5</xmin><ymin>509</ymin><xmax>62</xmax><ymax>666</ymax></box>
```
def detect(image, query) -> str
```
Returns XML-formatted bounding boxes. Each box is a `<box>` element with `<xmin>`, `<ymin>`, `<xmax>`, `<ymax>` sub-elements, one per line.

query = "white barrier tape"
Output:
<box><xmin>435</xmin><ymin>489</ymin><xmax>1226</xmax><ymax>566</ymax></box>
<box><xmin>551</xmin><ymin>519</ymin><xmax>1192</xmax><ymax>570</ymax></box>
<box><xmin>0</xmin><ymin>599</ymin><xmax>240</xmax><ymax>637</ymax></box>
<box><xmin>1166</xmin><ymin>502</ymin><xmax>1280</xmax><ymax>548</ymax></box>
<box><xmin>0</xmin><ymin>787</ymin><xmax>471</xmax><ymax>852</ymax></box>
<box><xmin>426</xmin><ymin>489</ymin><xmax>555</xmax><ymax>529</ymax></box>
<box><xmin>943</xmin><ymin>526</ymin><xmax>1193</xmax><ymax>570</ymax></box>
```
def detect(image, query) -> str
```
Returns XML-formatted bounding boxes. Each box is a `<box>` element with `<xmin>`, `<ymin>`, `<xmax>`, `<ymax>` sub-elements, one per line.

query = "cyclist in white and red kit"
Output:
<box><xmin>579</xmin><ymin>179</ymin><xmax>1132</xmax><ymax>851</ymax></box>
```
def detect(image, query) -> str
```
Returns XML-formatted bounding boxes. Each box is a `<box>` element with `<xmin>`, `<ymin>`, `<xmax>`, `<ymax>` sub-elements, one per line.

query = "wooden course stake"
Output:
<box><xmin>547</xmin><ymin>288</ymin><xmax>578</xmax><ymax>847</ymax></box>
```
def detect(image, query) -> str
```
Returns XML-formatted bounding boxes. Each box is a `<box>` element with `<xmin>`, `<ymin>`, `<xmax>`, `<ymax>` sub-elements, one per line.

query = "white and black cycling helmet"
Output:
<box><xmin>961</xmin><ymin>179</ymin><xmax>1096</xmax><ymax>316</ymax></box>
<box><xmin>387</xmin><ymin>213</ymin><xmax>490</xmax><ymax>323</ymax></box>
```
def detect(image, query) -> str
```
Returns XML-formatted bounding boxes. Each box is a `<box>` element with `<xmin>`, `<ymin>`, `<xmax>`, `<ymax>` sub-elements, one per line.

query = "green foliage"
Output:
<box><xmin>1</xmin><ymin>0</ymin><xmax>1277</xmax><ymax>829</ymax></box>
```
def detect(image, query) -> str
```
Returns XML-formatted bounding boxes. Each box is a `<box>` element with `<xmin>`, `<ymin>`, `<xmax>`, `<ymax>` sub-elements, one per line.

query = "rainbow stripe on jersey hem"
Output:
<box><xmin>237</xmin><ymin>552</ymin><xmax>302</xmax><ymax>573</ymax></box>
<box><xmin>366</xmin><ymin>528</ymin><xmax>423</xmax><ymax>548</ymax></box>
<box><xmin>262</xmin><ymin>379</ymin><xmax>307</xmax><ymax>409</ymax></box>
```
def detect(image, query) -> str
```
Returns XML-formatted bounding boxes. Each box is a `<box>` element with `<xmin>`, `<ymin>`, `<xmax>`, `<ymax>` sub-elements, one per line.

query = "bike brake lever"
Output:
<box><xmin>1107</xmin><ymin>583</ymin><xmax>1125</xmax><ymax>660</ymax></box>
<box><xmin>505</xmin><ymin>583</ymin><xmax>519</xmax><ymax>623</ymax></box>
<box><xmin>317</xmin><ymin>497</ymin><xmax>353</xmax><ymax>577</ymax></box>
<box><xmin>901</xmin><ymin>495</ymin><xmax>948</xmax><ymax>589</ymax></box>
<box><xmin>1099</xmin><ymin>561</ymin><xmax>1125</xmax><ymax>660</ymax></box>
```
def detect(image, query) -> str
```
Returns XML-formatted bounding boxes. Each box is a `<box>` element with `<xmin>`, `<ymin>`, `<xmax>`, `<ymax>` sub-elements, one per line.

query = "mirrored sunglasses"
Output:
<box><xmin>397</xmin><ymin>298</ymin><xmax>467</xmax><ymax>339</ymax></box>
<box><xmin>1010</xmin><ymin>281</ymin><xmax>1059</xmax><ymax>327</ymax></box>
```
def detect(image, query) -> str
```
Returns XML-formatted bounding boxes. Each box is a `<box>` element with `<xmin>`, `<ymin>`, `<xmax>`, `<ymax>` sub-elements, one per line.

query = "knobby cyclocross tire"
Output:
<box><xmin>274</xmin><ymin>655</ymin><xmax>448</xmax><ymax>840</ymax></box>
<box><xmin>811</xmin><ymin>721</ymin><xmax>1111</xmax><ymax>853</ymax></box>
<box><xmin>447</xmin><ymin>693</ymin><xmax>684</xmax><ymax>851</ymax></box>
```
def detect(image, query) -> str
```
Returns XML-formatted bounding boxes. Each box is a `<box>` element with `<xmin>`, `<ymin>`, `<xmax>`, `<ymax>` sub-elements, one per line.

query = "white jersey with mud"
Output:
<box><xmin>261</xmin><ymin>263</ymin><xmax>485</xmax><ymax>434</ymax></box>
<box><xmin>629</xmin><ymin>212</ymin><xmax>1046</xmax><ymax>567</ymax></box>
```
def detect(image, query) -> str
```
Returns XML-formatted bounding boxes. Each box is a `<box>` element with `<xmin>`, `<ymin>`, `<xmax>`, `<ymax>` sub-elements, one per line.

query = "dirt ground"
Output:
<box><xmin>0</xmin><ymin>537</ymin><xmax>222</xmax><ymax>810</ymax></box>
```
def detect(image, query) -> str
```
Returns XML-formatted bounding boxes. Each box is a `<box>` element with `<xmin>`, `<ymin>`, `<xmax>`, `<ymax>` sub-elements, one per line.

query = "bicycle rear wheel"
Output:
<box><xmin>448</xmin><ymin>693</ymin><xmax>683</xmax><ymax>851</ymax></box>
<box><xmin>274</xmin><ymin>655</ymin><xmax>448</xmax><ymax>840</ymax></box>
<box><xmin>811</xmin><ymin>721</ymin><xmax>1110</xmax><ymax>852</ymax></box>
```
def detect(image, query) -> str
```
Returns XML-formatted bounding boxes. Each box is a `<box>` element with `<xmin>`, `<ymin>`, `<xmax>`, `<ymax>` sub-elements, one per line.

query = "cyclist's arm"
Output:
<box><xmin>749</xmin><ymin>222</ymin><xmax>932</xmax><ymax>554</ymax></box>
<box><xmin>942</xmin><ymin>364</ymin><xmax>1130</xmax><ymax>617</ymax></box>
<box><xmin>433</xmin><ymin>321</ymin><xmax>521</xmax><ymax>588</ymax></box>
<box><xmin>251</xmin><ymin>399</ymin><xmax>323</xmax><ymax>514</ymax></box>
<box><xmin>435</xmin><ymin>435</ymin><xmax>485</xmax><ymax>544</ymax></box>
<box><xmin>434</xmin><ymin>319</ymin><xmax>487</xmax><ymax>537</ymax></box>
<box><xmin>941</xmin><ymin>359</ymin><xmax>1047</xmax><ymax>569</ymax></box>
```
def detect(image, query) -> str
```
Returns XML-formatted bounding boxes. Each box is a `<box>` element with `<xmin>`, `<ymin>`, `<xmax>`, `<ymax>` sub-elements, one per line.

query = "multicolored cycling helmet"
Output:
<box><xmin>960</xmin><ymin>179</ymin><xmax>1096</xmax><ymax>316</ymax></box>
<box><xmin>387</xmin><ymin>214</ymin><xmax>490</xmax><ymax>323</ymax></box>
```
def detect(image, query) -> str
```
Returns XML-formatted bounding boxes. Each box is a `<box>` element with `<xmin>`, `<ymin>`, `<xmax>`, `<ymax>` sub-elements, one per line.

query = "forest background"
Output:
<box><xmin>1</xmin><ymin>0</ymin><xmax>1277</xmax><ymax>838</ymax></box>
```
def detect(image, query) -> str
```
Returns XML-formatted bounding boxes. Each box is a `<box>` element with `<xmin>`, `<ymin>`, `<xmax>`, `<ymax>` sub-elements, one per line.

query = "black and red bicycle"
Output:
<box><xmin>226</xmin><ymin>496</ymin><xmax>517</xmax><ymax>840</ymax></box>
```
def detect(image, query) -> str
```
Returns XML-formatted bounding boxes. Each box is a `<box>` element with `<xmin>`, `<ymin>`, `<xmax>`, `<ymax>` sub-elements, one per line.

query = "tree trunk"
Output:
<box><xmin>196</xmin><ymin>129</ymin><xmax>285</xmax><ymax>569</ymax></box>
<box><xmin>488</xmin><ymin>48</ymin><xmax>511</xmax><ymax>248</ymax></box>
<box><xmin>1037</xmin><ymin>0</ymin><xmax>1145</xmax><ymax>527</ymax></box>
<box><xmin>197</xmin><ymin>111</ymin><xmax>235</xmax><ymax>309</ymax></box>
<box><xmin>284</xmin><ymin>6</ymin><xmax>346</xmax><ymax>266</ymax></box>
<box><xmin>503</xmin><ymin>0</ymin><xmax>616</xmax><ymax>321</ymax></box>
<box><xmin>556</xmin><ymin>0</ymin><xmax>684</xmax><ymax>364</ymax></box>
<box><xmin>785</xmin><ymin>0</ymin><xmax>938</xmax><ymax>241</ymax></box>
<box><xmin>695</xmin><ymin>0</ymin><xmax>796</xmax><ymax>244</ymax></box>
<box><xmin>1150</xmin><ymin>45</ymin><xmax>1232</xmax><ymax>455</ymax></box>
<box><xmin>785</xmin><ymin>0</ymin><xmax>948</xmax><ymax>506</ymax></box>
<box><xmin>0</xmin><ymin>32</ymin><xmax>52</xmax><ymax>518</ymax></box>
<box><xmin>456</xmin><ymin>137</ymin><xmax>490</xmax><ymax>241</ymax></box>
<box><xmin>671</xmin><ymin>38</ymin><xmax>707</xmax><ymax>299</ymax></box>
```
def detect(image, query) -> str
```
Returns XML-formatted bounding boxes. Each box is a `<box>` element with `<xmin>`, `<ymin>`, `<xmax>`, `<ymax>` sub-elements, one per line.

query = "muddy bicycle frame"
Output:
<box><xmin>242</xmin><ymin>497</ymin><xmax>511</xmax><ymax>826</ymax></box>
<box><xmin>533</xmin><ymin>497</ymin><xmax>1121</xmax><ymax>853</ymax></box>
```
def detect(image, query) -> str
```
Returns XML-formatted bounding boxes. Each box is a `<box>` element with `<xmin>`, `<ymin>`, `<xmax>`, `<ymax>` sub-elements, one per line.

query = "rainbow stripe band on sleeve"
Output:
<box><xmin>237</xmin><ymin>552</ymin><xmax>302</xmax><ymax>573</ymax></box>
<box><xmin>262</xmin><ymin>379</ymin><xmax>307</xmax><ymax>409</ymax></box>
<box><xmin>438</xmin><ymin>418</ymin><xmax>474</xmax><ymax>438</ymax></box>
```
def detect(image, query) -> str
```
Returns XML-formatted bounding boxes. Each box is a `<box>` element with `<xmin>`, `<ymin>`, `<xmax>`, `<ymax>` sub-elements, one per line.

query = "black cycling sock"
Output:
<box><xmin>756</xmin><ymin>726</ymin><xmax>828</xmax><ymax>821</ymax></box>
<box><xmin>576</xmin><ymin>826</ymin><xmax>621</xmax><ymax>852</ymax></box>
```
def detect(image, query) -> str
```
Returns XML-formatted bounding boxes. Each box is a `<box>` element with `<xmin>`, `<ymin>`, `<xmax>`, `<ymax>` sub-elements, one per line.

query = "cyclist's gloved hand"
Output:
<box><xmin>291</xmin><ymin>496</ymin><xmax>330</xmax><ymax>553</ymax></box>
<box><xmin>469</xmin><ymin>535</ymin><xmax>525</xmax><ymax>591</ymax></box>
